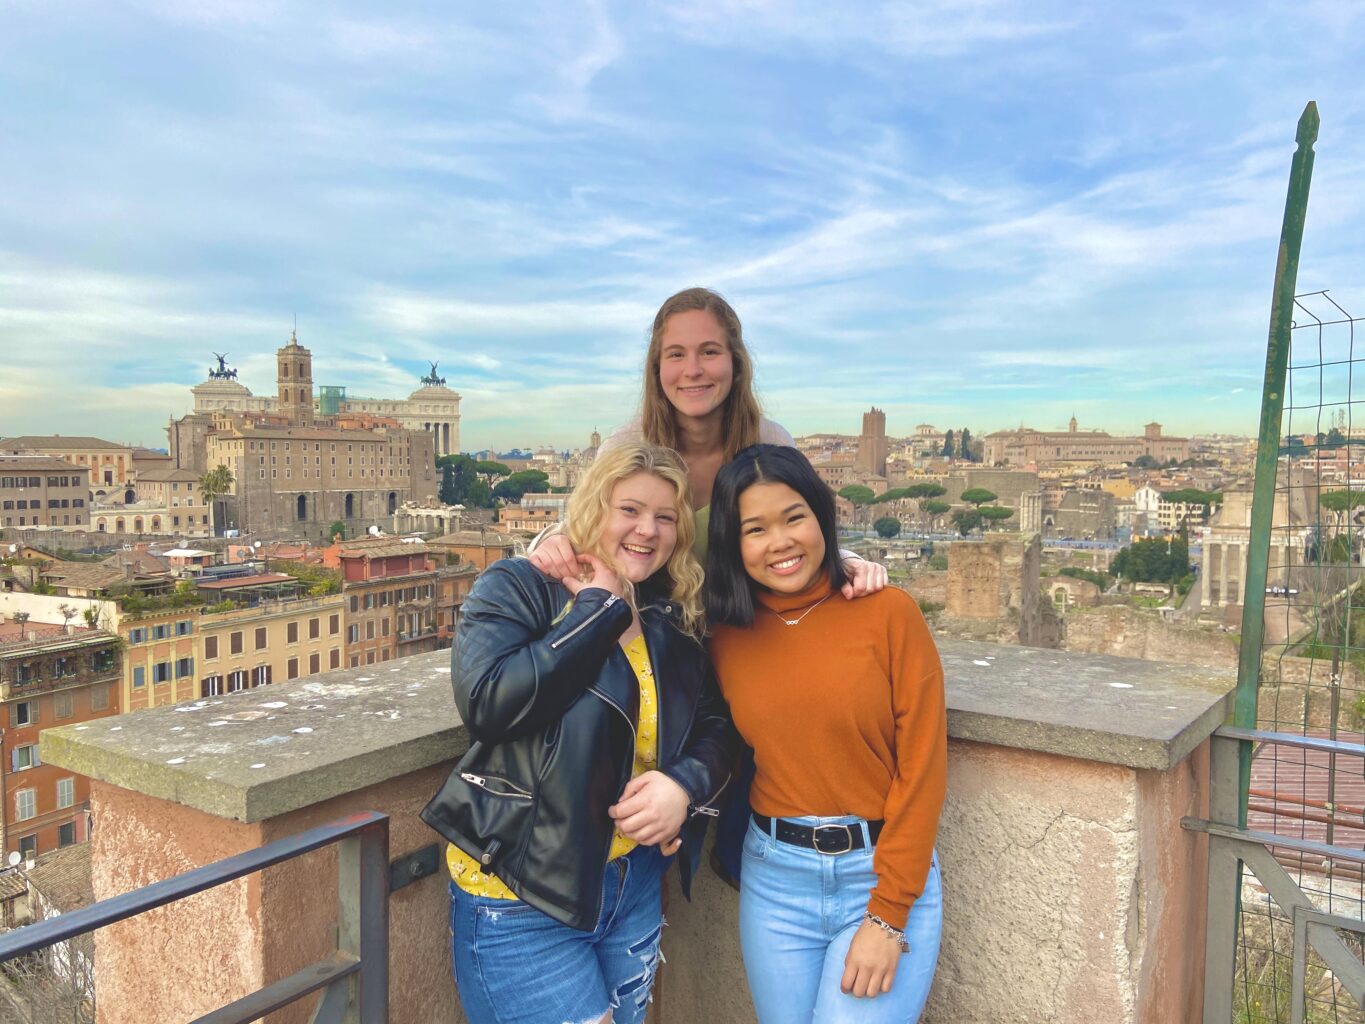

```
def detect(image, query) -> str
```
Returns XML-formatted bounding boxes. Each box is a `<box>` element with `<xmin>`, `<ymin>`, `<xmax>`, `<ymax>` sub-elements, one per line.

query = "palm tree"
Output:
<box><xmin>199</xmin><ymin>464</ymin><xmax>235</xmax><ymax>537</ymax></box>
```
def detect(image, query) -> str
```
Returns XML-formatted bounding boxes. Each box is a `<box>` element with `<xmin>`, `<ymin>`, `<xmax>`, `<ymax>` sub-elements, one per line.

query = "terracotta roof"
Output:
<box><xmin>338</xmin><ymin>543</ymin><xmax>430</xmax><ymax>560</ymax></box>
<box><xmin>26</xmin><ymin>843</ymin><xmax>93</xmax><ymax>914</ymax></box>
<box><xmin>426</xmin><ymin>531</ymin><xmax>515</xmax><ymax>549</ymax></box>
<box><xmin>40</xmin><ymin>562</ymin><xmax>131</xmax><ymax>591</ymax></box>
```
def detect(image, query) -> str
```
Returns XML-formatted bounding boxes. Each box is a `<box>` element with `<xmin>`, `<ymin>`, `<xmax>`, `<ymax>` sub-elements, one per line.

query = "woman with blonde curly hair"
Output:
<box><xmin>422</xmin><ymin>440</ymin><xmax>736</xmax><ymax>1024</ymax></box>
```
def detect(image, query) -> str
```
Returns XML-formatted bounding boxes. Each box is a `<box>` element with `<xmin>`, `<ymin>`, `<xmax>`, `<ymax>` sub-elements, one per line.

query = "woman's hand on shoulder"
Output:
<box><xmin>561</xmin><ymin>553</ymin><xmax>625</xmax><ymax>599</ymax></box>
<box><xmin>841</xmin><ymin>916</ymin><xmax>902</xmax><ymax>998</ymax></box>
<box><xmin>841</xmin><ymin>555</ymin><xmax>889</xmax><ymax>599</ymax></box>
<box><xmin>609</xmin><ymin>771</ymin><xmax>689</xmax><ymax>848</ymax></box>
<box><xmin>528</xmin><ymin>532</ymin><xmax>581</xmax><ymax>582</ymax></box>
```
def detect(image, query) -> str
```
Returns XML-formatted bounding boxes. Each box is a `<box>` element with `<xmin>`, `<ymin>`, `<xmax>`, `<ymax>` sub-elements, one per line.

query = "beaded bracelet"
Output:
<box><xmin>864</xmin><ymin>912</ymin><xmax>910</xmax><ymax>953</ymax></box>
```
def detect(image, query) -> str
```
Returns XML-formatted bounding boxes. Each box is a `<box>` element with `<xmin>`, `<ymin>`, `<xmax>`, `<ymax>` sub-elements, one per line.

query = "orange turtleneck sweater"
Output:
<box><xmin>709</xmin><ymin>576</ymin><xmax>947</xmax><ymax>929</ymax></box>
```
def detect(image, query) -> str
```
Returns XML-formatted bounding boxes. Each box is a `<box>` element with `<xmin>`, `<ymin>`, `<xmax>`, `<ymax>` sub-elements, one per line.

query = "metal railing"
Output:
<box><xmin>0</xmin><ymin>811</ymin><xmax>390</xmax><ymax>1023</ymax></box>
<box><xmin>1188</xmin><ymin>728</ymin><xmax>1365</xmax><ymax>1022</ymax></box>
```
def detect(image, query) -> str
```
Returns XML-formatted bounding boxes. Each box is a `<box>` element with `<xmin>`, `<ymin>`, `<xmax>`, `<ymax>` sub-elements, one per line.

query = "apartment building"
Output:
<box><xmin>0</xmin><ymin>620</ymin><xmax>121</xmax><ymax>860</ymax></box>
<box><xmin>0</xmin><ymin>456</ymin><xmax>91</xmax><ymax>530</ymax></box>
<box><xmin>118</xmin><ymin>587</ymin><xmax>346</xmax><ymax>711</ymax></box>
<box><xmin>335</xmin><ymin>540</ymin><xmax>439</xmax><ymax>666</ymax></box>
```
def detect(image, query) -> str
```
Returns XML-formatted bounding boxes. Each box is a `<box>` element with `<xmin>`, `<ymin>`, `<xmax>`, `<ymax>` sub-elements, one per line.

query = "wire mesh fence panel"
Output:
<box><xmin>1236</xmin><ymin>290</ymin><xmax>1365</xmax><ymax>1024</ymax></box>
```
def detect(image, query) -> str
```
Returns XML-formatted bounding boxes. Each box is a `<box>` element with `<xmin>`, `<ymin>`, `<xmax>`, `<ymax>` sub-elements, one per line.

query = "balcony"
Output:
<box><xmin>37</xmin><ymin>640</ymin><xmax>1233</xmax><ymax>1022</ymax></box>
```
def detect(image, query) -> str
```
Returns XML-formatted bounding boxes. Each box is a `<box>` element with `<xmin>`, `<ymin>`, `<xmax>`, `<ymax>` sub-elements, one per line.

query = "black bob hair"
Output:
<box><xmin>704</xmin><ymin>444</ymin><xmax>849</xmax><ymax>628</ymax></box>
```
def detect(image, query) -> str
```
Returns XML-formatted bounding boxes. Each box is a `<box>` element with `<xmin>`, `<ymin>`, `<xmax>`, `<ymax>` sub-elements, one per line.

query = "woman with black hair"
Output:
<box><xmin>705</xmin><ymin>444</ymin><xmax>947</xmax><ymax>1022</ymax></box>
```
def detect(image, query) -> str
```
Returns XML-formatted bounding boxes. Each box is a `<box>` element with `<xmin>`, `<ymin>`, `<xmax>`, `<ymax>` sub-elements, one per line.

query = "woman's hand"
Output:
<box><xmin>841</xmin><ymin>556</ymin><xmax>889</xmax><ymax>599</ymax></box>
<box><xmin>840</xmin><ymin>917</ymin><xmax>903</xmax><ymax>998</ymax></box>
<box><xmin>561</xmin><ymin>553</ymin><xmax>625</xmax><ymax>599</ymax></box>
<box><xmin>528</xmin><ymin>532</ymin><xmax>581</xmax><ymax>582</ymax></box>
<box><xmin>609</xmin><ymin>771</ymin><xmax>689</xmax><ymax>849</ymax></box>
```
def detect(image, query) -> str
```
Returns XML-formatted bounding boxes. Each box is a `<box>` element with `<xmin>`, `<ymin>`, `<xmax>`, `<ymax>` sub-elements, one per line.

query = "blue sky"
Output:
<box><xmin>2</xmin><ymin>1</ymin><xmax>1363</xmax><ymax>452</ymax></box>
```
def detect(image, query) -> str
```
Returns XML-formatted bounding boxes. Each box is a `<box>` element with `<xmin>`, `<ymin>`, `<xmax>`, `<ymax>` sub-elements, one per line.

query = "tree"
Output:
<box><xmin>942</xmin><ymin>430</ymin><xmax>955</xmax><ymax>459</ymax></box>
<box><xmin>951</xmin><ymin>509</ymin><xmax>982</xmax><ymax>535</ymax></box>
<box><xmin>874</xmin><ymin>516</ymin><xmax>901</xmax><ymax>539</ymax></box>
<box><xmin>1133</xmin><ymin>454</ymin><xmax>1160</xmax><ymax>469</ymax></box>
<box><xmin>959</xmin><ymin>428</ymin><xmax>974</xmax><ymax>462</ymax></box>
<box><xmin>871</xmin><ymin>487</ymin><xmax>912</xmax><ymax>504</ymax></box>
<box><xmin>905</xmin><ymin>483</ymin><xmax>946</xmax><ymax>500</ymax></box>
<box><xmin>474</xmin><ymin>460</ymin><xmax>511</xmax><ymax>485</ymax></box>
<box><xmin>959</xmin><ymin>488</ymin><xmax>998</xmax><ymax>508</ymax></box>
<box><xmin>838</xmin><ymin>485</ymin><xmax>876</xmax><ymax>528</ymax></box>
<box><xmin>922</xmin><ymin>500</ymin><xmax>951</xmax><ymax>527</ymax></box>
<box><xmin>1326</xmin><ymin>427</ymin><xmax>1347</xmax><ymax>449</ymax></box>
<box><xmin>1319</xmin><ymin>489</ymin><xmax>1365</xmax><ymax>513</ymax></box>
<box><xmin>493</xmin><ymin>470</ymin><xmax>550</xmax><ymax>502</ymax></box>
<box><xmin>327</xmin><ymin>521</ymin><xmax>346</xmax><ymax>541</ymax></box>
<box><xmin>979</xmin><ymin>506</ymin><xmax>1015</xmax><ymax>528</ymax></box>
<box><xmin>437</xmin><ymin>455</ymin><xmax>496</xmax><ymax>508</ymax></box>
<box><xmin>199</xmin><ymin>464</ymin><xmax>234</xmax><ymax>536</ymax></box>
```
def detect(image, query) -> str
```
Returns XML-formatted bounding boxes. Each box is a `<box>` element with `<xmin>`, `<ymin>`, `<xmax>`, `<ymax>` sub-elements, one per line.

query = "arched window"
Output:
<box><xmin>388</xmin><ymin>491</ymin><xmax>398</xmax><ymax>515</ymax></box>
<box><xmin>344</xmin><ymin>493</ymin><xmax>354</xmax><ymax>518</ymax></box>
<box><xmin>125</xmin><ymin>488</ymin><xmax>135</xmax><ymax>504</ymax></box>
<box><xmin>297</xmin><ymin>494</ymin><xmax>308</xmax><ymax>521</ymax></box>
<box><xmin>97</xmin><ymin>521</ymin><xmax>106</xmax><ymax>533</ymax></box>
<box><xmin>115</xmin><ymin>518</ymin><xmax>125</xmax><ymax>533</ymax></box>
<box><xmin>133</xmin><ymin>517</ymin><xmax>143</xmax><ymax>533</ymax></box>
<box><xmin>151</xmin><ymin>516</ymin><xmax>161</xmax><ymax>532</ymax></box>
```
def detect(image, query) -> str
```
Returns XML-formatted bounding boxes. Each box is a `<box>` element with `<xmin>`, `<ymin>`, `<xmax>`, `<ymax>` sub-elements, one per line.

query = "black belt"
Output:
<box><xmin>753</xmin><ymin>814</ymin><xmax>883</xmax><ymax>855</ymax></box>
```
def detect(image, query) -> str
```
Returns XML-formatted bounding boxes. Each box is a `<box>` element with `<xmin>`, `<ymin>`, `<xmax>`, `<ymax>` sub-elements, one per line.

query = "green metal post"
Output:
<box><xmin>1233</xmin><ymin>101</ymin><xmax>1319</xmax><ymax>821</ymax></box>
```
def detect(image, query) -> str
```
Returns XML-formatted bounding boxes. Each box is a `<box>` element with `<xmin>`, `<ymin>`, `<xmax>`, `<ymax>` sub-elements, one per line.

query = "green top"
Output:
<box><xmin>693</xmin><ymin>505</ymin><xmax>710</xmax><ymax>561</ymax></box>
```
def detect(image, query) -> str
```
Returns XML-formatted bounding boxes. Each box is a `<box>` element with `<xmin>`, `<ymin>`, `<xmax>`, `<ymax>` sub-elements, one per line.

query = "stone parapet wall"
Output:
<box><xmin>1062</xmin><ymin>604</ymin><xmax>1239</xmax><ymax>670</ymax></box>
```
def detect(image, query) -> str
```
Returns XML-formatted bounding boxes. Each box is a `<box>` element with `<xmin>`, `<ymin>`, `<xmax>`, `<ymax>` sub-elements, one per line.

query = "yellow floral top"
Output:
<box><xmin>448</xmin><ymin>633</ymin><xmax>660</xmax><ymax>897</ymax></box>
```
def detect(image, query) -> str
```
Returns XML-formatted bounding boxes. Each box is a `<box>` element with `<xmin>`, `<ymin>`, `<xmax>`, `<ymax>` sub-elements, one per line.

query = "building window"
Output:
<box><xmin>255</xmin><ymin>627</ymin><xmax>267</xmax><ymax>650</ymax></box>
<box><xmin>92</xmin><ymin>649</ymin><xmax>116</xmax><ymax>673</ymax></box>
<box><xmin>152</xmin><ymin>623</ymin><xmax>170</xmax><ymax>640</ymax></box>
<box><xmin>15</xmin><ymin>662</ymin><xmax>36</xmax><ymax>685</ymax></box>
<box><xmin>349</xmin><ymin>596</ymin><xmax>358</xmax><ymax>613</ymax></box>
<box><xmin>227</xmin><ymin>670</ymin><xmax>247</xmax><ymax>692</ymax></box>
<box><xmin>58</xmin><ymin>822</ymin><xmax>76</xmax><ymax>847</ymax></box>
<box><xmin>56</xmin><ymin>777</ymin><xmax>75</xmax><ymax>809</ymax></box>
<box><xmin>176</xmin><ymin>620</ymin><xmax>193</xmax><ymax>636</ymax></box>
<box><xmin>201</xmin><ymin>675</ymin><xmax>223</xmax><ymax>697</ymax></box>
<box><xmin>251</xmin><ymin>665</ymin><xmax>272</xmax><ymax>687</ymax></box>
<box><xmin>18</xmin><ymin>835</ymin><xmax>36</xmax><ymax>859</ymax></box>
<box><xmin>54</xmin><ymin>692</ymin><xmax>74</xmax><ymax>719</ymax></box>
<box><xmin>54</xmin><ymin>655</ymin><xmax>75</xmax><ymax>677</ymax></box>
<box><xmin>329</xmin><ymin>613</ymin><xmax>339</xmax><ymax>635</ymax></box>
<box><xmin>230</xmin><ymin>631</ymin><xmax>243</xmax><ymax>655</ymax></box>
<box><xmin>128</xmin><ymin>627</ymin><xmax>147</xmax><ymax>644</ymax></box>
<box><xmin>176</xmin><ymin>657</ymin><xmax>194</xmax><ymax>679</ymax></box>
<box><xmin>15</xmin><ymin>790</ymin><xmax>36</xmax><ymax>822</ymax></box>
<box><xmin>91</xmin><ymin>685</ymin><xmax>110</xmax><ymax>711</ymax></box>
<box><xmin>287</xmin><ymin>622</ymin><xmax>299</xmax><ymax>644</ymax></box>
<box><xmin>329</xmin><ymin>648</ymin><xmax>340</xmax><ymax>669</ymax></box>
<box><xmin>381</xmin><ymin>619</ymin><xmax>390</xmax><ymax>637</ymax></box>
<box><xmin>133</xmin><ymin>666</ymin><xmax>145</xmax><ymax>688</ymax></box>
<box><xmin>347</xmin><ymin>625</ymin><xmax>358</xmax><ymax>644</ymax></box>
<box><xmin>309</xmin><ymin>617</ymin><xmax>319</xmax><ymax>640</ymax></box>
<box><xmin>10</xmin><ymin>701</ymin><xmax>36</xmax><ymax>727</ymax></box>
<box><xmin>366</xmin><ymin>621</ymin><xmax>375</xmax><ymax>640</ymax></box>
<box><xmin>205</xmin><ymin>635</ymin><xmax>219</xmax><ymax>660</ymax></box>
<box><xmin>287</xmin><ymin>658</ymin><xmax>299</xmax><ymax>680</ymax></box>
<box><xmin>309</xmin><ymin>652</ymin><xmax>320</xmax><ymax>674</ymax></box>
<box><xmin>151</xmin><ymin>662</ymin><xmax>171</xmax><ymax>684</ymax></box>
<box><xmin>13</xmin><ymin>745</ymin><xmax>40</xmax><ymax>771</ymax></box>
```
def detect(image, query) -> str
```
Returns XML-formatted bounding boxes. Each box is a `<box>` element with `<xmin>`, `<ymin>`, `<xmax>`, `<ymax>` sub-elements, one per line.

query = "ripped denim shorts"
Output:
<box><xmin>449</xmin><ymin>844</ymin><xmax>666</xmax><ymax>1024</ymax></box>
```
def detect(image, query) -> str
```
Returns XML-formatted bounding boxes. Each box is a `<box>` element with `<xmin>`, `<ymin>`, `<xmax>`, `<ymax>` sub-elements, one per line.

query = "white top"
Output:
<box><xmin>599</xmin><ymin>415</ymin><xmax>794</xmax><ymax>453</ymax></box>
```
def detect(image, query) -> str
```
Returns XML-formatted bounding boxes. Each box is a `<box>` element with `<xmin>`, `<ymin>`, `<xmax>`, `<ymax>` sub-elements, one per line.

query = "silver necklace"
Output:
<box><xmin>765</xmin><ymin>593</ymin><xmax>833</xmax><ymax>626</ymax></box>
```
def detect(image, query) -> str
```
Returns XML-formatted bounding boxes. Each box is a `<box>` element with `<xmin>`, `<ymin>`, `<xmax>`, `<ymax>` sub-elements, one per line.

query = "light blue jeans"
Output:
<box><xmin>739</xmin><ymin>815</ymin><xmax>943</xmax><ymax>1024</ymax></box>
<box><xmin>449</xmin><ymin>844</ymin><xmax>665</xmax><ymax>1024</ymax></box>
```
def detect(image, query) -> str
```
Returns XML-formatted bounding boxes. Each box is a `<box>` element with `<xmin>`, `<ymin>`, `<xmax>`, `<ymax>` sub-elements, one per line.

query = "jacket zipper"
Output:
<box><xmin>548</xmin><ymin>594</ymin><xmax>620</xmax><ymax>649</ymax></box>
<box><xmin>460</xmin><ymin>772</ymin><xmax>533</xmax><ymax>800</ymax></box>
<box><xmin>690</xmin><ymin>770</ymin><xmax>729</xmax><ymax>817</ymax></box>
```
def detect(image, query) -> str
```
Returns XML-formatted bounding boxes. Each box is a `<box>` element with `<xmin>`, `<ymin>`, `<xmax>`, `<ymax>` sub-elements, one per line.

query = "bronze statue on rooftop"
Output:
<box><xmin>209</xmin><ymin>353</ymin><xmax>238</xmax><ymax>381</ymax></box>
<box><xmin>420</xmin><ymin>361</ymin><xmax>446</xmax><ymax>386</ymax></box>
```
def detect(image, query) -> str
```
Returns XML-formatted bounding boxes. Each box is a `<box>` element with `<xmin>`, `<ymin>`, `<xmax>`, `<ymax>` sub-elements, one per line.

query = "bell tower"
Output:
<box><xmin>276</xmin><ymin>330</ymin><xmax>315</xmax><ymax>427</ymax></box>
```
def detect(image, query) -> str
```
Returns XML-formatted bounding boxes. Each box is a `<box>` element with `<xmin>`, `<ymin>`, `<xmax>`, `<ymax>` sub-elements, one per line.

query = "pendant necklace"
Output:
<box><xmin>765</xmin><ymin>593</ymin><xmax>833</xmax><ymax>626</ymax></box>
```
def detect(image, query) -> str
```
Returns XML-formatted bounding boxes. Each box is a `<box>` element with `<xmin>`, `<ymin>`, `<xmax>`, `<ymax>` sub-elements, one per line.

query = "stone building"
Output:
<box><xmin>0</xmin><ymin>456</ymin><xmax>91</xmax><ymax>530</ymax></box>
<box><xmin>0</xmin><ymin>436</ymin><xmax>137</xmax><ymax>496</ymax></box>
<box><xmin>856</xmin><ymin>407</ymin><xmax>888</xmax><ymax>477</ymax></box>
<box><xmin>170</xmin><ymin>335</ymin><xmax>438</xmax><ymax>540</ymax></box>
<box><xmin>984</xmin><ymin>420</ymin><xmax>1189</xmax><ymax>468</ymax></box>
<box><xmin>1046</xmin><ymin>489</ymin><xmax>1118</xmax><ymax>540</ymax></box>
<box><xmin>0</xmin><ymin>618</ymin><xmax>121</xmax><ymax>860</ymax></box>
<box><xmin>941</xmin><ymin>533</ymin><xmax>1056</xmax><ymax>647</ymax></box>
<box><xmin>173</xmin><ymin>338</ymin><xmax>462</xmax><ymax>463</ymax></box>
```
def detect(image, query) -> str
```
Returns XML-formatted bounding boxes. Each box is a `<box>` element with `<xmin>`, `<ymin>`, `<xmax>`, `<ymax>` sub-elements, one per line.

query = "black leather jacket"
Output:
<box><xmin>421</xmin><ymin>558</ymin><xmax>736</xmax><ymax>931</ymax></box>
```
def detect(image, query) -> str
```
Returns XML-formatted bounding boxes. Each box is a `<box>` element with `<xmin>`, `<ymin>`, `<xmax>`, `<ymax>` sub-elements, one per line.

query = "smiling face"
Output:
<box><xmin>737</xmin><ymin>481</ymin><xmax>827</xmax><ymax>594</ymax></box>
<box><xmin>657</xmin><ymin>308</ymin><xmax>735</xmax><ymax>425</ymax></box>
<box><xmin>598</xmin><ymin>471</ymin><xmax>681</xmax><ymax>584</ymax></box>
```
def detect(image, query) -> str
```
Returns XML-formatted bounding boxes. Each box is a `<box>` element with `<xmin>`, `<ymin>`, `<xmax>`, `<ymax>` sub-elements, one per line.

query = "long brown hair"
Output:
<box><xmin>565</xmin><ymin>440</ymin><xmax>705</xmax><ymax>637</ymax></box>
<box><xmin>640</xmin><ymin>287</ymin><xmax>762</xmax><ymax>461</ymax></box>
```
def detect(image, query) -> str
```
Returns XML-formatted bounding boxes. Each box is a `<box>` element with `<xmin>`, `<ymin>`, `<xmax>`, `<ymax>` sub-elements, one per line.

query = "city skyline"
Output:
<box><xmin>3</xmin><ymin>3</ymin><xmax>1363</xmax><ymax>450</ymax></box>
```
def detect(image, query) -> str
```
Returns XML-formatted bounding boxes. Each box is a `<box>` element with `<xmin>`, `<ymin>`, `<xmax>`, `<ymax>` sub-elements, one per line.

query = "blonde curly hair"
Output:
<box><xmin>565</xmin><ymin>441</ymin><xmax>704</xmax><ymax>637</ymax></box>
